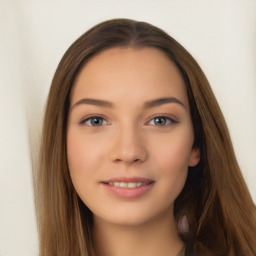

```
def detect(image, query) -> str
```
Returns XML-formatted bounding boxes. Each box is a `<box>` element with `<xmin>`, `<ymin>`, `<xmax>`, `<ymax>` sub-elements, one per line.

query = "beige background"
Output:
<box><xmin>0</xmin><ymin>0</ymin><xmax>255</xmax><ymax>255</ymax></box>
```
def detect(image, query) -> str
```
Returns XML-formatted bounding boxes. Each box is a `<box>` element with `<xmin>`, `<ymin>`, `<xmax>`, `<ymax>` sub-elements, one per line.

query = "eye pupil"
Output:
<box><xmin>91</xmin><ymin>117</ymin><xmax>102</xmax><ymax>126</ymax></box>
<box><xmin>154</xmin><ymin>117</ymin><xmax>166</xmax><ymax>126</ymax></box>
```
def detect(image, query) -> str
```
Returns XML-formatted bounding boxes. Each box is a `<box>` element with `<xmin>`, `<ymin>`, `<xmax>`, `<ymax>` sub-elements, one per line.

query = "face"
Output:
<box><xmin>67</xmin><ymin>47</ymin><xmax>200</xmax><ymax>226</ymax></box>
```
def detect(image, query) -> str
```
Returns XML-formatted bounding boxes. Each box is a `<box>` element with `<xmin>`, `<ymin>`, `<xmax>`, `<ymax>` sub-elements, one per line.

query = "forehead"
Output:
<box><xmin>71</xmin><ymin>47</ymin><xmax>189</xmax><ymax>108</ymax></box>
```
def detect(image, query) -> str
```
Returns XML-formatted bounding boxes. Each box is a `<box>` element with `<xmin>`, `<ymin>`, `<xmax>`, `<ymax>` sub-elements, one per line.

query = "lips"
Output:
<box><xmin>107</xmin><ymin>181</ymin><xmax>145</xmax><ymax>188</ymax></box>
<box><xmin>101</xmin><ymin>177</ymin><xmax>155</xmax><ymax>198</ymax></box>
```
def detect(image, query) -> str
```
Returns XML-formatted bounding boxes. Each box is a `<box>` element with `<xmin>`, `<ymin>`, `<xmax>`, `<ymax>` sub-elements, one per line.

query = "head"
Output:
<box><xmin>38</xmin><ymin>19</ymin><xmax>256</xmax><ymax>256</ymax></box>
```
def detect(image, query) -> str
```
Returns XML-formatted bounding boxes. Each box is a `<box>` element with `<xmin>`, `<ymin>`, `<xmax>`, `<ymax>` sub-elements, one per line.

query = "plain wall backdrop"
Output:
<box><xmin>0</xmin><ymin>0</ymin><xmax>255</xmax><ymax>255</ymax></box>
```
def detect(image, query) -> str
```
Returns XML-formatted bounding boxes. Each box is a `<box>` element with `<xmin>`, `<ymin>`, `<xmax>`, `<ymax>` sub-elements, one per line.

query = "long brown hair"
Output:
<box><xmin>36</xmin><ymin>18</ymin><xmax>256</xmax><ymax>256</ymax></box>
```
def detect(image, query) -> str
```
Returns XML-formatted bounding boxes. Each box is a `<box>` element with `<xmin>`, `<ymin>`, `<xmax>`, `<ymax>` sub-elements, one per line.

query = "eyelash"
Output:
<box><xmin>80</xmin><ymin>115</ymin><xmax>177</xmax><ymax>127</ymax></box>
<box><xmin>147</xmin><ymin>116</ymin><xmax>177</xmax><ymax>126</ymax></box>
<box><xmin>80</xmin><ymin>115</ymin><xmax>110</xmax><ymax>127</ymax></box>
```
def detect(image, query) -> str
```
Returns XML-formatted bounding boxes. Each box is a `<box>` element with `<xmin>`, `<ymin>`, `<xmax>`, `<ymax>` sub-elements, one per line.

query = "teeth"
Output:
<box><xmin>128</xmin><ymin>182</ymin><xmax>137</xmax><ymax>188</ymax></box>
<box><xmin>108</xmin><ymin>182</ymin><xmax>145</xmax><ymax>188</ymax></box>
<box><xmin>136</xmin><ymin>182</ymin><xmax>143</xmax><ymax>187</ymax></box>
<box><xmin>114</xmin><ymin>182</ymin><xmax>120</xmax><ymax>187</ymax></box>
<box><xmin>120</xmin><ymin>182</ymin><xmax>127</xmax><ymax>188</ymax></box>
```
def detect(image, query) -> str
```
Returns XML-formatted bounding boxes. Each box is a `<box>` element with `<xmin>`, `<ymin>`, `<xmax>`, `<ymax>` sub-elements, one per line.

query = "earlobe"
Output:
<box><xmin>188</xmin><ymin>147</ymin><xmax>200</xmax><ymax>167</ymax></box>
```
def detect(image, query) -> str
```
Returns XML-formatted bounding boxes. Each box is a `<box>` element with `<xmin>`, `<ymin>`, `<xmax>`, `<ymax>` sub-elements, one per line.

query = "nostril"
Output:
<box><xmin>113</xmin><ymin>157</ymin><xmax>141</xmax><ymax>163</ymax></box>
<box><xmin>110</xmin><ymin>146</ymin><xmax>148</xmax><ymax>163</ymax></box>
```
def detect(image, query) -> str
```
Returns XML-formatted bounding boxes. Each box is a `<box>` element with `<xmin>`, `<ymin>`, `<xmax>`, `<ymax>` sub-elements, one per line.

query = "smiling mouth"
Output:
<box><xmin>101</xmin><ymin>178</ymin><xmax>155</xmax><ymax>198</ymax></box>
<box><xmin>104</xmin><ymin>181</ymin><xmax>147</xmax><ymax>188</ymax></box>
<box><xmin>102</xmin><ymin>177</ymin><xmax>154</xmax><ymax>187</ymax></box>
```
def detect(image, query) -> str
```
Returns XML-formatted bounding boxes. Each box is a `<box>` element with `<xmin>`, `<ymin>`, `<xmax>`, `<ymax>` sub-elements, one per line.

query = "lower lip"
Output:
<box><xmin>102</xmin><ymin>183</ymin><xmax>154</xmax><ymax>198</ymax></box>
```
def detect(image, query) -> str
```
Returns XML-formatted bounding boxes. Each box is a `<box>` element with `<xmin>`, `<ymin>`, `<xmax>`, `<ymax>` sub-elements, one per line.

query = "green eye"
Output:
<box><xmin>154</xmin><ymin>117</ymin><xmax>167</xmax><ymax>126</ymax></box>
<box><xmin>148</xmin><ymin>116</ymin><xmax>175</xmax><ymax>126</ymax></box>
<box><xmin>90</xmin><ymin>117</ymin><xmax>103</xmax><ymax>126</ymax></box>
<box><xmin>81</xmin><ymin>116</ymin><xmax>108</xmax><ymax>126</ymax></box>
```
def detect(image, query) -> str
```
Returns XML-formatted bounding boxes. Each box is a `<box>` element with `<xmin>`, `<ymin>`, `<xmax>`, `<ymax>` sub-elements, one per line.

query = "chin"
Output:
<box><xmin>92</xmin><ymin>204</ymin><xmax>174</xmax><ymax>228</ymax></box>
<box><xmin>94</xmin><ymin>214</ymin><xmax>154</xmax><ymax>227</ymax></box>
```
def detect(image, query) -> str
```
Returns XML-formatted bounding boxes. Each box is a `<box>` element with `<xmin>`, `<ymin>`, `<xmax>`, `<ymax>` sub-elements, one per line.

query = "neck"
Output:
<box><xmin>93</xmin><ymin>211</ymin><xmax>184</xmax><ymax>256</ymax></box>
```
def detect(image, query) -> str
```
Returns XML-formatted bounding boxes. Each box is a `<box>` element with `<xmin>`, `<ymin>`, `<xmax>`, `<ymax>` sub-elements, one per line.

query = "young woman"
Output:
<box><xmin>36</xmin><ymin>19</ymin><xmax>256</xmax><ymax>256</ymax></box>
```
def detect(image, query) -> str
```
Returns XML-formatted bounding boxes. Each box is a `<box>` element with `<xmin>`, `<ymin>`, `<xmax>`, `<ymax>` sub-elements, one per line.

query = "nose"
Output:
<box><xmin>109</xmin><ymin>126</ymin><xmax>148</xmax><ymax>164</ymax></box>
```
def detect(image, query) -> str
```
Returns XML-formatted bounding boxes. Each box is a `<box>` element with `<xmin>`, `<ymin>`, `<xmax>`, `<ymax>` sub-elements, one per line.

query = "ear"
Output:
<box><xmin>188</xmin><ymin>147</ymin><xmax>200</xmax><ymax>167</ymax></box>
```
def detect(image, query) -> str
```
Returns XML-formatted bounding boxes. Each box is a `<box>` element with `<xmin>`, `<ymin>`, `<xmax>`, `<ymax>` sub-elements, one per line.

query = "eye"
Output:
<box><xmin>81</xmin><ymin>116</ymin><xmax>109</xmax><ymax>127</ymax></box>
<box><xmin>148</xmin><ymin>116</ymin><xmax>176</xmax><ymax>126</ymax></box>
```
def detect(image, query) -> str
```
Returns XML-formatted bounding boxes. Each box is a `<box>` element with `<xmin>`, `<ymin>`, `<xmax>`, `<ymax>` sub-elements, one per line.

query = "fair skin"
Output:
<box><xmin>67</xmin><ymin>47</ymin><xmax>200</xmax><ymax>256</ymax></box>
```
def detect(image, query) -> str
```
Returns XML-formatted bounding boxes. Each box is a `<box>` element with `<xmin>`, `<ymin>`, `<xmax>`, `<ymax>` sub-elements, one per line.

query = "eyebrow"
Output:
<box><xmin>70</xmin><ymin>97</ymin><xmax>186</xmax><ymax>111</ymax></box>
<box><xmin>70</xmin><ymin>98</ymin><xmax>113</xmax><ymax>110</ymax></box>
<box><xmin>143</xmin><ymin>97</ymin><xmax>186</xmax><ymax>109</ymax></box>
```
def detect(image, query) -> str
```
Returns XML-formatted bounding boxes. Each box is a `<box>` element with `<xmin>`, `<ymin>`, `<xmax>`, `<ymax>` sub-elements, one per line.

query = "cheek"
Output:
<box><xmin>153</xmin><ymin>134</ymin><xmax>194</xmax><ymax>174</ymax></box>
<box><xmin>66</xmin><ymin>130</ymin><xmax>104</xmax><ymax>184</ymax></box>
<box><xmin>66</xmin><ymin>130</ymin><xmax>107</xmax><ymax>207</ymax></box>
<box><xmin>149</xmin><ymin>131</ymin><xmax>193</xmax><ymax>195</ymax></box>
<box><xmin>157</xmin><ymin>151</ymin><xmax>189</xmax><ymax>204</ymax></box>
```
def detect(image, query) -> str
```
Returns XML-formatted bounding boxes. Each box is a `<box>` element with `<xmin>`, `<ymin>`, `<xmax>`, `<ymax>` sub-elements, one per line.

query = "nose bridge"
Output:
<box><xmin>110</xmin><ymin>122</ymin><xmax>147</xmax><ymax>164</ymax></box>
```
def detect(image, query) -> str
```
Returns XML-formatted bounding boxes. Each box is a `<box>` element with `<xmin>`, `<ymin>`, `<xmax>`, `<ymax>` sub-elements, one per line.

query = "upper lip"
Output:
<box><xmin>101</xmin><ymin>177</ymin><xmax>155</xmax><ymax>184</ymax></box>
